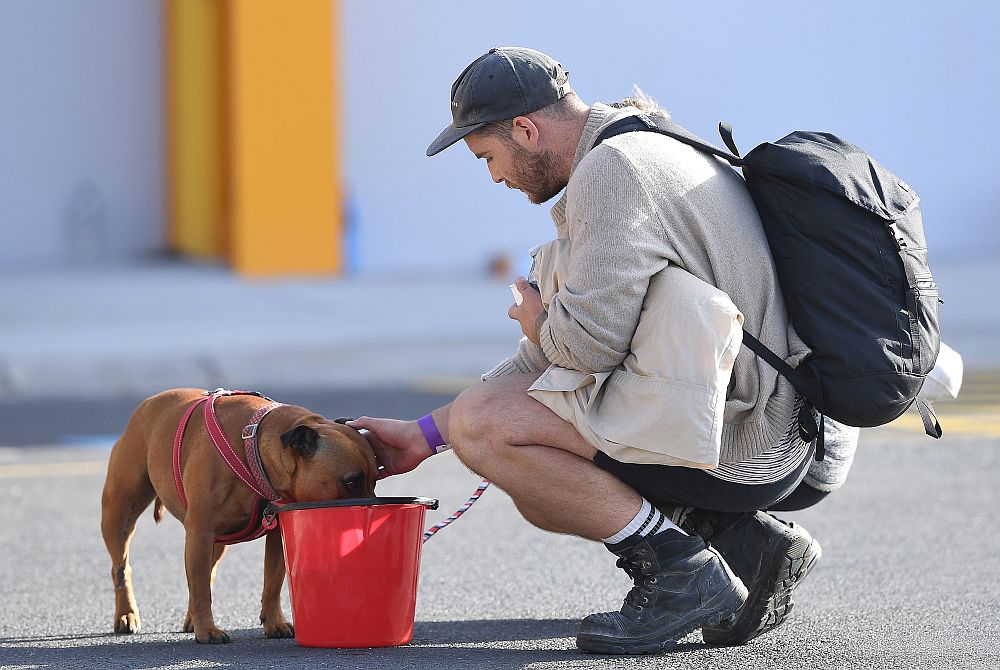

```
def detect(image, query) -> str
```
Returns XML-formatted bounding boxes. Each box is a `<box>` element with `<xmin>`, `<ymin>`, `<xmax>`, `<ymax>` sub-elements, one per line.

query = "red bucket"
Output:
<box><xmin>269</xmin><ymin>496</ymin><xmax>438</xmax><ymax>648</ymax></box>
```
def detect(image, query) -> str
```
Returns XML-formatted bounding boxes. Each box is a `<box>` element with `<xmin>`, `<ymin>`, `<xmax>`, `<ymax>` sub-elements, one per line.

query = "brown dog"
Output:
<box><xmin>100</xmin><ymin>388</ymin><xmax>378</xmax><ymax>644</ymax></box>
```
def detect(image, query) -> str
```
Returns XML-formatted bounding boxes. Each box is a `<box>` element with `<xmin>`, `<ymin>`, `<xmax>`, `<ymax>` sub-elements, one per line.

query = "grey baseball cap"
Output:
<box><xmin>426</xmin><ymin>47</ymin><xmax>571</xmax><ymax>157</ymax></box>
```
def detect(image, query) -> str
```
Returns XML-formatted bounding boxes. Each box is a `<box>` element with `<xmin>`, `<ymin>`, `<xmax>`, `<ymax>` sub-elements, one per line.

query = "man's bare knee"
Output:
<box><xmin>449</xmin><ymin>382</ymin><xmax>498</xmax><ymax>466</ymax></box>
<box><xmin>450</xmin><ymin>374</ymin><xmax>598</xmax><ymax>464</ymax></box>
<box><xmin>450</xmin><ymin>377</ymin><xmax>523</xmax><ymax>441</ymax></box>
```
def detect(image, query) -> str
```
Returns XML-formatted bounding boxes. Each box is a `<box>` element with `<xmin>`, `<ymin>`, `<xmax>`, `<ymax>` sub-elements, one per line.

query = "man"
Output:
<box><xmin>349</xmin><ymin>46</ymin><xmax>858</xmax><ymax>654</ymax></box>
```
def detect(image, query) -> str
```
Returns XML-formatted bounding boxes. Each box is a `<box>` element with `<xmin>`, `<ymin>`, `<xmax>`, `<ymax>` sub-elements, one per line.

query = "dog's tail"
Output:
<box><xmin>153</xmin><ymin>497</ymin><xmax>165</xmax><ymax>525</ymax></box>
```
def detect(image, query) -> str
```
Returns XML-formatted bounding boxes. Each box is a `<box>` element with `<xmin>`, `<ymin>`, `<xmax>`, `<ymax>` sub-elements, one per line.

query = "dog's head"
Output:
<box><xmin>276</xmin><ymin>418</ymin><xmax>378</xmax><ymax>501</ymax></box>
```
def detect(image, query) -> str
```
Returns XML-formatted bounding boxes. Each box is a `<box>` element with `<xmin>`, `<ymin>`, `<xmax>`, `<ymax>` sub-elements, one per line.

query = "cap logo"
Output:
<box><xmin>451</xmin><ymin>101</ymin><xmax>459</xmax><ymax>108</ymax></box>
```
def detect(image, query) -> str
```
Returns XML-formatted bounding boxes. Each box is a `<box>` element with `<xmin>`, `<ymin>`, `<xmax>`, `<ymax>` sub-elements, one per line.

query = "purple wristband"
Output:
<box><xmin>418</xmin><ymin>413</ymin><xmax>446</xmax><ymax>454</ymax></box>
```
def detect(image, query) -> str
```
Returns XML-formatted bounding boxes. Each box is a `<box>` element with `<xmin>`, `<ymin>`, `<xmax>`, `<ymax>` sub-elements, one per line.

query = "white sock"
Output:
<box><xmin>602</xmin><ymin>498</ymin><xmax>686</xmax><ymax>546</ymax></box>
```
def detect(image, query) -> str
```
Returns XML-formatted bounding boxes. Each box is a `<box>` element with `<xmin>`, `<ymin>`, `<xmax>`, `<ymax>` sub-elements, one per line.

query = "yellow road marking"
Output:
<box><xmin>0</xmin><ymin>460</ymin><xmax>108</xmax><ymax>480</ymax></box>
<box><xmin>884</xmin><ymin>413</ymin><xmax>1000</xmax><ymax>437</ymax></box>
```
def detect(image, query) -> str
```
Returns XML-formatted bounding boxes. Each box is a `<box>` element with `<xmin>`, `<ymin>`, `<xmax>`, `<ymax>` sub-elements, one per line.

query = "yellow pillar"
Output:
<box><xmin>225</xmin><ymin>0</ymin><xmax>342</xmax><ymax>276</ymax></box>
<box><xmin>165</xmin><ymin>0</ymin><xmax>227</xmax><ymax>260</ymax></box>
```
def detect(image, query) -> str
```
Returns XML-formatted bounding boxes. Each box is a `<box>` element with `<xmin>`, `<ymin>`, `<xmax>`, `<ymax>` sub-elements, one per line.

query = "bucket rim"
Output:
<box><xmin>267</xmin><ymin>497</ymin><xmax>439</xmax><ymax>513</ymax></box>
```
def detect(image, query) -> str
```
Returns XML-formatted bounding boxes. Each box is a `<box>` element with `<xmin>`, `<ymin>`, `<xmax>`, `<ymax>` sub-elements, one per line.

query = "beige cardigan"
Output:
<box><xmin>483</xmin><ymin>103</ymin><xmax>809</xmax><ymax>463</ymax></box>
<box><xmin>526</xmin><ymin>238</ymin><xmax>744</xmax><ymax>467</ymax></box>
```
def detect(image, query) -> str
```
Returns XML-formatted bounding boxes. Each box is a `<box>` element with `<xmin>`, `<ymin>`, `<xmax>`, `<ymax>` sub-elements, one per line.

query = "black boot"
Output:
<box><xmin>577</xmin><ymin>529</ymin><xmax>748</xmax><ymax>655</ymax></box>
<box><xmin>682</xmin><ymin>510</ymin><xmax>822</xmax><ymax>645</ymax></box>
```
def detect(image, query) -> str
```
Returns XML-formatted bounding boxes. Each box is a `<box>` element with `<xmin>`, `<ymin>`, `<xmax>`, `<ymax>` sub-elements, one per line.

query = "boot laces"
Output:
<box><xmin>616</xmin><ymin>554</ymin><xmax>656</xmax><ymax>614</ymax></box>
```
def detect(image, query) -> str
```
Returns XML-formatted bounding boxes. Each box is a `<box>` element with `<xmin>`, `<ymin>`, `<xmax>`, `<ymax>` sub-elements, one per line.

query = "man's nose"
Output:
<box><xmin>487</xmin><ymin>163</ymin><xmax>503</xmax><ymax>184</ymax></box>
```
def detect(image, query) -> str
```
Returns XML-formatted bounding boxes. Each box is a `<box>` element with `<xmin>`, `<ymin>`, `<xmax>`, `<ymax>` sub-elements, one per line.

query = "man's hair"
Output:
<box><xmin>606</xmin><ymin>86</ymin><xmax>670</xmax><ymax>119</ymax></box>
<box><xmin>476</xmin><ymin>91</ymin><xmax>583</xmax><ymax>145</ymax></box>
<box><xmin>476</xmin><ymin>88</ymin><xmax>670</xmax><ymax>147</ymax></box>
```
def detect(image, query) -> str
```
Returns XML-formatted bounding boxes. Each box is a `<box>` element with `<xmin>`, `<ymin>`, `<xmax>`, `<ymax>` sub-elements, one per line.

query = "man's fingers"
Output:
<box><xmin>346</xmin><ymin>416</ymin><xmax>370</xmax><ymax>429</ymax></box>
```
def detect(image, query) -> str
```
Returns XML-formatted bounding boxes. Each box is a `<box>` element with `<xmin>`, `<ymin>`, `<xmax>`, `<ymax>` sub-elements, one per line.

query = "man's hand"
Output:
<box><xmin>346</xmin><ymin>416</ymin><xmax>432</xmax><ymax>479</ymax></box>
<box><xmin>508</xmin><ymin>276</ymin><xmax>547</xmax><ymax>344</ymax></box>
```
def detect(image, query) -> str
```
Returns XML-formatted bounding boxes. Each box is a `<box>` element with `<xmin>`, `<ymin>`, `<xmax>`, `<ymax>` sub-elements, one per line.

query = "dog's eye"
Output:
<box><xmin>342</xmin><ymin>472</ymin><xmax>364</xmax><ymax>495</ymax></box>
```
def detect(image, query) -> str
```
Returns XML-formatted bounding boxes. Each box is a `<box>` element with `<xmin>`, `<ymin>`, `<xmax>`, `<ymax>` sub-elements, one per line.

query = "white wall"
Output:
<box><xmin>0</xmin><ymin>0</ymin><xmax>164</xmax><ymax>271</ymax></box>
<box><xmin>0</xmin><ymin>1</ymin><xmax>995</xmax><ymax>275</ymax></box>
<box><xmin>343</xmin><ymin>0</ymin><xmax>1000</xmax><ymax>276</ymax></box>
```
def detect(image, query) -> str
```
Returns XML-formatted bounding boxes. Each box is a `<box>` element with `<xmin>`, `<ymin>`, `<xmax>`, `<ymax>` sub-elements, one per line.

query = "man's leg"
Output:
<box><xmin>448</xmin><ymin>374</ymin><xmax>747</xmax><ymax>654</ymax></box>
<box><xmin>447</xmin><ymin>374</ymin><xmax>638</xmax><ymax>539</ymax></box>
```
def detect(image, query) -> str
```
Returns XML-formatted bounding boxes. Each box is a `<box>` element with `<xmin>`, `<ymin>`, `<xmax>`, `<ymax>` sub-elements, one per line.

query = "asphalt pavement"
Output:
<box><xmin>1</xmin><ymin>256</ymin><xmax>999</xmax><ymax>668</ymax></box>
<box><xmin>1</xmin><ymin>406</ymin><xmax>998</xmax><ymax>669</ymax></box>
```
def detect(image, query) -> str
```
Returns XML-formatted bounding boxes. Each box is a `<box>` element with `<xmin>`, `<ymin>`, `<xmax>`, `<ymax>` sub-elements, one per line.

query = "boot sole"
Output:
<box><xmin>576</xmin><ymin>579</ymin><xmax>749</xmax><ymax>655</ymax></box>
<box><xmin>702</xmin><ymin>532</ymin><xmax>822</xmax><ymax>646</ymax></box>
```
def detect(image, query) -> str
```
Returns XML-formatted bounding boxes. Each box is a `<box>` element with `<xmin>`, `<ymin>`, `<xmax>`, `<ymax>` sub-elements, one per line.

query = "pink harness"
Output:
<box><xmin>172</xmin><ymin>389</ymin><xmax>286</xmax><ymax>545</ymax></box>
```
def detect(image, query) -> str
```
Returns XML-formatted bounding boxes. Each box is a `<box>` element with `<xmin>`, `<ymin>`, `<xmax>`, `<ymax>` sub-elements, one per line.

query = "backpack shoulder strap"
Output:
<box><xmin>740</xmin><ymin>330</ymin><xmax>818</xmax><ymax>406</ymax></box>
<box><xmin>592</xmin><ymin>113</ymin><xmax>746</xmax><ymax>166</ymax></box>
<box><xmin>743</xmin><ymin>330</ymin><xmax>829</xmax><ymax>459</ymax></box>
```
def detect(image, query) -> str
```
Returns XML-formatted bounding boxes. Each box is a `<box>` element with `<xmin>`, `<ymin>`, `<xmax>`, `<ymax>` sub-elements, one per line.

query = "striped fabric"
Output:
<box><xmin>422</xmin><ymin>479</ymin><xmax>490</xmax><ymax>543</ymax></box>
<box><xmin>705</xmin><ymin>395</ymin><xmax>813</xmax><ymax>485</ymax></box>
<box><xmin>602</xmin><ymin>498</ymin><xmax>671</xmax><ymax>545</ymax></box>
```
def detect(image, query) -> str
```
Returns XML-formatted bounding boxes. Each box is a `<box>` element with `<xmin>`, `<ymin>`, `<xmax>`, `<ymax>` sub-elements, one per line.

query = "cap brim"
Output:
<box><xmin>426</xmin><ymin>121</ymin><xmax>486</xmax><ymax>157</ymax></box>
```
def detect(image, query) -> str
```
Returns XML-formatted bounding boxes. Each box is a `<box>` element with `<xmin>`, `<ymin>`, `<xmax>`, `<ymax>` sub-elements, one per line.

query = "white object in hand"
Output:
<box><xmin>509</xmin><ymin>283</ymin><xmax>524</xmax><ymax>306</ymax></box>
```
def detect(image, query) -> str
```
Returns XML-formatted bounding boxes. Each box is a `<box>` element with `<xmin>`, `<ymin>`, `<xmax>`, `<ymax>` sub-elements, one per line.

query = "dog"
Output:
<box><xmin>100</xmin><ymin>388</ymin><xmax>378</xmax><ymax>644</ymax></box>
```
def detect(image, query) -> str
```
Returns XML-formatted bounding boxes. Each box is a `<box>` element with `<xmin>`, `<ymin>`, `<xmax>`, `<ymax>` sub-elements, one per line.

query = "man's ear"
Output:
<box><xmin>280</xmin><ymin>425</ymin><xmax>320</xmax><ymax>457</ymax></box>
<box><xmin>512</xmin><ymin>116</ymin><xmax>539</xmax><ymax>149</ymax></box>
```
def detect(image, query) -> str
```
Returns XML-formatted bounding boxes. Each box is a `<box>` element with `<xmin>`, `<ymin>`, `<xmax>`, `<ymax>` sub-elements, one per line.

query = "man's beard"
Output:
<box><xmin>505</xmin><ymin>143</ymin><xmax>566</xmax><ymax>205</ymax></box>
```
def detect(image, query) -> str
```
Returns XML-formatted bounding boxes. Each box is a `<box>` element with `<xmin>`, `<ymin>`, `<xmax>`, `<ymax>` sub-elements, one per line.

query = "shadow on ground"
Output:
<box><xmin>0</xmin><ymin>618</ymin><xmax>720</xmax><ymax>669</ymax></box>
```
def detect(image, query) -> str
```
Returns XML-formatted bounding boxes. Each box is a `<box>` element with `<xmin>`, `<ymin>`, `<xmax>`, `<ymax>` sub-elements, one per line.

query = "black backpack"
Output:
<box><xmin>594</xmin><ymin>114</ymin><xmax>943</xmax><ymax>455</ymax></box>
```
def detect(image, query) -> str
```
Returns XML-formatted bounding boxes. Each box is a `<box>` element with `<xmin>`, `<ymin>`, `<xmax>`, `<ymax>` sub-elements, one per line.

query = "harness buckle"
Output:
<box><xmin>242</xmin><ymin>423</ymin><xmax>258</xmax><ymax>441</ymax></box>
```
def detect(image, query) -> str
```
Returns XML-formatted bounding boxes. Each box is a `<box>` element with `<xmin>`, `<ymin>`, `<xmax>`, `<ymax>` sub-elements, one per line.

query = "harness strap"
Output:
<box><xmin>172</xmin><ymin>396</ymin><xmax>210</xmax><ymax>510</ymax></box>
<box><xmin>215</xmin><ymin>497</ymin><xmax>272</xmax><ymax>545</ymax></box>
<box><xmin>203</xmin><ymin>394</ymin><xmax>268</xmax><ymax>499</ymax></box>
<box><xmin>242</xmin><ymin>402</ymin><xmax>284</xmax><ymax>501</ymax></box>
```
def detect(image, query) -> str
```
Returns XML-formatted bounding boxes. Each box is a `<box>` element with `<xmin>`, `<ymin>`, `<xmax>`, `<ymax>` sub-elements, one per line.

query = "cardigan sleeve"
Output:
<box><xmin>481</xmin><ymin>336</ymin><xmax>551</xmax><ymax>381</ymax></box>
<box><xmin>539</xmin><ymin>145</ymin><xmax>670</xmax><ymax>373</ymax></box>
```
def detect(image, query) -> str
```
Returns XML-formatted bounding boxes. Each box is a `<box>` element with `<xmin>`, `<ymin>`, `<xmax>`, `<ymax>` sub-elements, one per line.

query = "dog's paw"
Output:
<box><xmin>113</xmin><ymin>612</ymin><xmax>141</xmax><ymax>634</ymax></box>
<box><xmin>195</xmin><ymin>626</ymin><xmax>231</xmax><ymax>644</ymax></box>
<box><xmin>182</xmin><ymin>612</ymin><xmax>194</xmax><ymax>633</ymax></box>
<box><xmin>263</xmin><ymin>619</ymin><xmax>295</xmax><ymax>639</ymax></box>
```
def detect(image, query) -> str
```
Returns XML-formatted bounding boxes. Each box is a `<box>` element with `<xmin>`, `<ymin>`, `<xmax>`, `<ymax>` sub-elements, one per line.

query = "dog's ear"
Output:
<box><xmin>280</xmin><ymin>425</ymin><xmax>320</xmax><ymax>457</ymax></box>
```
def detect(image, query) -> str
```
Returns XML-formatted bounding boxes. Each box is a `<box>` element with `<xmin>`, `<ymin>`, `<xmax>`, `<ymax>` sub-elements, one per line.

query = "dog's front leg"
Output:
<box><xmin>260</xmin><ymin>529</ymin><xmax>294</xmax><ymax>638</ymax></box>
<box><xmin>184</xmin><ymin>523</ymin><xmax>230</xmax><ymax>643</ymax></box>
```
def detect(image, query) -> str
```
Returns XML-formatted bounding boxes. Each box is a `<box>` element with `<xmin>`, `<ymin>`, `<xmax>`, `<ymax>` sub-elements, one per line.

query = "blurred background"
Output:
<box><xmin>1</xmin><ymin>6</ymin><xmax>999</xmax><ymax>662</ymax></box>
<box><xmin>0</xmin><ymin>0</ymin><xmax>997</xmax><ymax>405</ymax></box>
